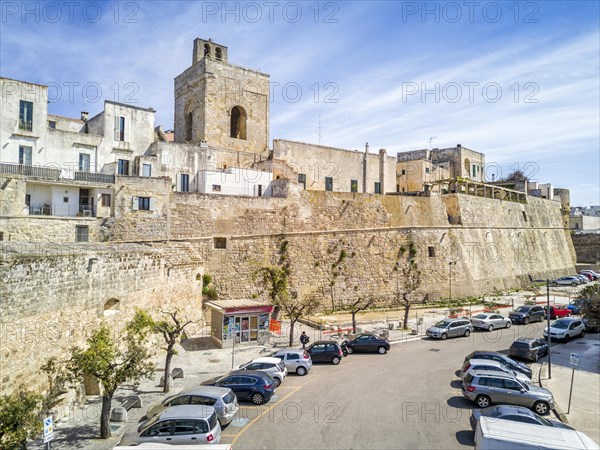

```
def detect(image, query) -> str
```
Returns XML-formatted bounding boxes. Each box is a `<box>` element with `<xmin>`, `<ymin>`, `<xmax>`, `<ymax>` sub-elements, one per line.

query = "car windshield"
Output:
<box><xmin>551</xmin><ymin>321</ymin><xmax>569</xmax><ymax>329</ymax></box>
<box><xmin>474</xmin><ymin>314</ymin><xmax>488</xmax><ymax>319</ymax></box>
<box><xmin>434</xmin><ymin>321</ymin><xmax>451</xmax><ymax>328</ymax></box>
<box><xmin>515</xmin><ymin>307</ymin><xmax>529</xmax><ymax>313</ymax></box>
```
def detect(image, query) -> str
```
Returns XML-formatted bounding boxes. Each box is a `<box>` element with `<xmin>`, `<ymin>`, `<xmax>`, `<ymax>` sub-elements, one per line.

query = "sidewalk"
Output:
<box><xmin>540</xmin><ymin>364</ymin><xmax>600</xmax><ymax>444</ymax></box>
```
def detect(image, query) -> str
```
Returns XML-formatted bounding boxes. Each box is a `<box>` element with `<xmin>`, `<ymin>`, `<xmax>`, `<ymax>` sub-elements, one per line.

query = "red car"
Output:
<box><xmin>545</xmin><ymin>305</ymin><xmax>571</xmax><ymax>319</ymax></box>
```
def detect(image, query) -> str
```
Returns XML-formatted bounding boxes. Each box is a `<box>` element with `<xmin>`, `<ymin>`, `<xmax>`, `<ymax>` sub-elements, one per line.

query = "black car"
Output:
<box><xmin>509</xmin><ymin>337</ymin><xmax>549</xmax><ymax>362</ymax></box>
<box><xmin>509</xmin><ymin>305</ymin><xmax>545</xmax><ymax>324</ymax></box>
<box><xmin>200</xmin><ymin>370</ymin><xmax>275</xmax><ymax>405</ymax></box>
<box><xmin>306</xmin><ymin>340</ymin><xmax>344</xmax><ymax>365</ymax></box>
<box><xmin>343</xmin><ymin>333</ymin><xmax>390</xmax><ymax>354</ymax></box>
<box><xmin>470</xmin><ymin>405</ymin><xmax>574</xmax><ymax>431</ymax></box>
<box><xmin>463</xmin><ymin>351</ymin><xmax>533</xmax><ymax>379</ymax></box>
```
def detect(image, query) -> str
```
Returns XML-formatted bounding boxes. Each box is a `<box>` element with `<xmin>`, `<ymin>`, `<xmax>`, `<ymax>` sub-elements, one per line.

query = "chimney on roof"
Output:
<box><xmin>457</xmin><ymin>144</ymin><xmax>462</xmax><ymax>148</ymax></box>
<box><xmin>81</xmin><ymin>111</ymin><xmax>89</xmax><ymax>122</ymax></box>
<box><xmin>365</xmin><ymin>142</ymin><xmax>369</xmax><ymax>153</ymax></box>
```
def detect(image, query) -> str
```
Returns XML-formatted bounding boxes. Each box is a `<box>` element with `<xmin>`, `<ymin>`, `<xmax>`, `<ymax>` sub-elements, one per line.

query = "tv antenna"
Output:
<box><xmin>429</xmin><ymin>136</ymin><xmax>437</xmax><ymax>150</ymax></box>
<box><xmin>318</xmin><ymin>115</ymin><xmax>322</xmax><ymax>145</ymax></box>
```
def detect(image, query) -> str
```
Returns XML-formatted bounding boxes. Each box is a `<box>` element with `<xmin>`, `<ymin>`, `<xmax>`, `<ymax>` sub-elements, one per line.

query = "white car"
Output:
<box><xmin>470</xmin><ymin>313</ymin><xmax>512</xmax><ymax>331</ymax></box>
<box><xmin>543</xmin><ymin>318</ymin><xmax>586</xmax><ymax>342</ymax></box>
<box><xmin>460</xmin><ymin>359</ymin><xmax>532</xmax><ymax>385</ymax></box>
<box><xmin>238</xmin><ymin>357</ymin><xmax>287</xmax><ymax>387</ymax></box>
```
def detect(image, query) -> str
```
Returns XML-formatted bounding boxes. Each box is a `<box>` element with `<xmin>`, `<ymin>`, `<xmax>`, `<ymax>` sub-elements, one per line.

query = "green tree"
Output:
<box><xmin>577</xmin><ymin>284</ymin><xmax>600</xmax><ymax>326</ymax></box>
<box><xmin>44</xmin><ymin>312</ymin><xmax>155</xmax><ymax>439</ymax></box>
<box><xmin>143</xmin><ymin>309</ymin><xmax>199</xmax><ymax>393</ymax></box>
<box><xmin>391</xmin><ymin>242</ymin><xmax>423</xmax><ymax>329</ymax></box>
<box><xmin>0</xmin><ymin>390</ymin><xmax>43</xmax><ymax>449</ymax></box>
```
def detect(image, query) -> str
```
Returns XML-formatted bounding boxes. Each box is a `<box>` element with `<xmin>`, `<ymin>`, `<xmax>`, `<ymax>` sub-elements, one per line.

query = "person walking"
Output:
<box><xmin>300</xmin><ymin>331</ymin><xmax>309</xmax><ymax>349</ymax></box>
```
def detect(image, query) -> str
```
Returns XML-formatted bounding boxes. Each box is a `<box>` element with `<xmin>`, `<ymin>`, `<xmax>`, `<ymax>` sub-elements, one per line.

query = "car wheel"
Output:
<box><xmin>332</xmin><ymin>356</ymin><xmax>341</xmax><ymax>365</ymax></box>
<box><xmin>475</xmin><ymin>395</ymin><xmax>491</xmax><ymax>408</ymax></box>
<box><xmin>377</xmin><ymin>346</ymin><xmax>387</xmax><ymax>354</ymax></box>
<box><xmin>488</xmin><ymin>325</ymin><xmax>494</xmax><ymax>332</ymax></box>
<box><xmin>251</xmin><ymin>393</ymin><xmax>265</xmax><ymax>405</ymax></box>
<box><xmin>464</xmin><ymin>329</ymin><xmax>471</xmax><ymax>337</ymax></box>
<box><xmin>524</xmin><ymin>317</ymin><xmax>530</xmax><ymax>325</ymax></box>
<box><xmin>441</xmin><ymin>333</ymin><xmax>448</xmax><ymax>340</ymax></box>
<box><xmin>552</xmin><ymin>282</ymin><xmax>558</xmax><ymax>287</ymax></box>
<box><xmin>506</xmin><ymin>321</ymin><xmax>511</xmax><ymax>328</ymax></box>
<box><xmin>296</xmin><ymin>366</ymin><xmax>307</xmax><ymax>376</ymax></box>
<box><xmin>534</xmin><ymin>352</ymin><xmax>539</xmax><ymax>362</ymax></box>
<box><xmin>533</xmin><ymin>401</ymin><xmax>550</xmax><ymax>415</ymax></box>
<box><xmin>571</xmin><ymin>282</ymin><xmax>577</xmax><ymax>287</ymax></box>
<box><xmin>564</xmin><ymin>334</ymin><xmax>570</xmax><ymax>342</ymax></box>
<box><xmin>347</xmin><ymin>346</ymin><xmax>354</xmax><ymax>354</ymax></box>
<box><xmin>580</xmin><ymin>330</ymin><xmax>586</xmax><ymax>338</ymax></box>
<box><xmin>273</xmin><ymin>377</ymin><xmax>281</xmax><ymax>388</ymax></box>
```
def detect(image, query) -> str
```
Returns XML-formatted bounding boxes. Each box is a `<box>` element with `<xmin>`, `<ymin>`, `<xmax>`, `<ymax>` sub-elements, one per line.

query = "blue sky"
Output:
<box><xmin>1</xmin><ymin>1</ymin><xmax>599</xmax><ymax>205</ymax></box>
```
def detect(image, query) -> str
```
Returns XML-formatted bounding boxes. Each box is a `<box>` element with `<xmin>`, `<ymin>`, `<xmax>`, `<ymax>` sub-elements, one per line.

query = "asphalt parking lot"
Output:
<box><xmin>220</xmin><ymin>321</ymin><xmax>565</xmax><ymax>449</ymax></box>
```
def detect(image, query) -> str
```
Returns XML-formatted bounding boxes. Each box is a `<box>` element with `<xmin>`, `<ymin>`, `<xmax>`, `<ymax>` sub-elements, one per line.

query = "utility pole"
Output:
<box><xmin>546</xmin><ymin>279</ymin><xmax>552</xmax><ymax>379</ymax></box>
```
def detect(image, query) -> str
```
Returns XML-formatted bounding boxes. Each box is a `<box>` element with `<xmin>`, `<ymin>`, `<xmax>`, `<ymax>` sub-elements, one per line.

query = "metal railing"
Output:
<box><xmin>74</xmin><ymin>171</ymin><xmax>115</xmax><ymax>184</ymax></box>
<box><xmin>19</xmin><ymin>119</ymin><xmax>33</xmax><ymax>131</ymax></box>
<box><xmin>0</xmin><ymin>163</ymin><xmax>60</xmax><ymax>180</ymax></box>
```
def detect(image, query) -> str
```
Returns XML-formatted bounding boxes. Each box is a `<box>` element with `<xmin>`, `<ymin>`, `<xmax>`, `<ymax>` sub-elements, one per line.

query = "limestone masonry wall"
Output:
<box><xmin>571</xmin><ymin>233</ymin><xmax>600</xmax><ymax>263</ymax></box>
<box><xmin>0</xmin><ymin>241</ymin><xmax>203</xmax><ymax>396</ymax></box>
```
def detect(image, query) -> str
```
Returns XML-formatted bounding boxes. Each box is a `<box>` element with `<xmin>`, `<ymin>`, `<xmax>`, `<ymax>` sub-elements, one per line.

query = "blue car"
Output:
<box><xmin>201</xmin><ymin>370</ymin><xmax>276</xmax><ymax>405</ymax></box>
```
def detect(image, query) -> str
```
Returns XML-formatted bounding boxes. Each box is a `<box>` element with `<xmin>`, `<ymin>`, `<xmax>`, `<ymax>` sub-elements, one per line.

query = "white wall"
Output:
<box><xmin>51</xmin><ymin>186</ymin><xmax>80</xmax><ymax>216</ymax></box>
<box><xmin>198</xmin><ymin>168</ymin><xmax>272</xmax><ymax>196</ymax></box>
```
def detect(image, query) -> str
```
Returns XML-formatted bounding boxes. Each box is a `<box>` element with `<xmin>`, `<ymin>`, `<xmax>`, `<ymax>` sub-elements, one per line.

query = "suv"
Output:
<box><xmin>552</xmin><ymin>276</ymin><xmax>580</xmax><ymax>287</ymax></box>
<box><xmin>509</xmin><ymin>305</ymin><xmax>545</xmax><ymax>324</ymax></box>
<box><xmin>201</xmin><ymin>370</ymin><xmax>276</xmax><ymax>405</ymax></box>
<box><xmin>509</xmin><ymin>338</ymin><xmax>549</xmax><ymax>362</ymax></box>
<box><xmin>306</xmin><ymin>341</ymin><xmax>344</xmax><ymax>365</ymax></box>
<box><xmin>544</xmin><ymin>318</ymin><xmax>586</xmax><ymax>341</ymax></box>
<box><xmin>463</xmin><ymin>351</ymin><xmax>533</xmax><ymax>379</ymax></box>
<box><xmin>426</xmin><ymin>318</ymin><xmax>473</xmax><ymax>340</ymax></box>
<box><xmin>462</xmin><ymin>371</ymin><xmax>554</xmax><ymax>415</ymax></box>
<box><xmin>238</xmin><ymin>357</ymin><xmax>287</xmax><ymax>387</ymax></box>
<box><xmin>461</xmin><ymin>359</ymin><xmax>532</xmax><ymax>385</ymax></box>
<box><xmin>270</xmin><ymin>349</ymin><xmax>312</xmax><ymax>376</ymax></box>
<box><xmin>145</xmin><ymin>386</ymin><xmax>238</xmax><ymax>426</ymax></box>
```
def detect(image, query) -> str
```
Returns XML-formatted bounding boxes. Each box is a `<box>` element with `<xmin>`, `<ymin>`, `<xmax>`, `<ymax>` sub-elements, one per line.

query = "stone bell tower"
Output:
<box><xmin>174</xmin><ymin>38</ymin><xmax>270</xmax><ymax>155</ymax></box>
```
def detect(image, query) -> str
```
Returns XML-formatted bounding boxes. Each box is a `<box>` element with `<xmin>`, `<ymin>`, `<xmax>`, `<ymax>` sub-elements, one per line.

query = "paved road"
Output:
<box><xmin>223</xmin><ymin>323</ymin><xmax>552</xmax><ymax>449</ymax></box>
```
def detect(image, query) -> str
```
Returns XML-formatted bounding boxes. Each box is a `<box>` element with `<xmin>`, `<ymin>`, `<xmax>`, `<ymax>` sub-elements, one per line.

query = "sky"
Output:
<box><xmin>1</xmin><ymin>0</ymin><xmax>599</xmax><ymax>205</ymax></box>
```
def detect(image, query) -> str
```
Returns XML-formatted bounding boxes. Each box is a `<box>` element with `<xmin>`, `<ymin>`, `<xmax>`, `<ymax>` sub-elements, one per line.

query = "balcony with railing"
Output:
<box><xmin>19</xmin><ymin>119</ymin><xmax>33</xmax><ymax>131</ymax></box>
<box><xmin>0</xmin><ymin>163</ymin><xmax>115</xmax><ymax>185</ymax></box>
<box><xmin>74</xmin><ymin>171</ymin><xmax>115</xmax><ymax>184</ymax></box>
<box><xmin>27</xmin><ymin>203</ymin><xmax>96</xmax><ymax>217</ymax></box>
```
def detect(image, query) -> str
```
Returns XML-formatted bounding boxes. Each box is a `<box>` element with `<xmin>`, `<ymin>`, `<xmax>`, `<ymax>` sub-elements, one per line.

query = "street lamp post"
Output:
<box><xmin>533</xmin><ymin>278</ymin><xmax>552</xmax><ymax>379</ymax></box>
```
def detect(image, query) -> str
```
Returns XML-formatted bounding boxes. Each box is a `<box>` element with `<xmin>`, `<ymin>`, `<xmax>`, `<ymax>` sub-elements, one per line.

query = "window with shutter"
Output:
<box><xmin>132</xmin><ymin>196</ymin><xmax>139</xmax><ymax>210</ymax></box>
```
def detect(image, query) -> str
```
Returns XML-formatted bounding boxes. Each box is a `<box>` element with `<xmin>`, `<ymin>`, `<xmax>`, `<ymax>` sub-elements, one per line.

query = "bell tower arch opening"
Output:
<box><xmin>230</xmin><ymin>106</ymin><xmax>247</xmax><ymax>140</ymax></box>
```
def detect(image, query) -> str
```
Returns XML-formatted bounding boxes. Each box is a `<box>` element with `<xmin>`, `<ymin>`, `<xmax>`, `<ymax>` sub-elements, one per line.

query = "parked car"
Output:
<box><xmin>475</xmin><ymin>416</ymin><xmax>599</xmax><ymax>450</ymax></box>
<box><xmin>462</xmin><ymin>371</ymin><xmax>554</xmax><ymax>415</ymax></box>
<box><xmin>552</xmin><ymin>276</ymin><xmax>580</xmax><ymax>287</ymax></box>
<box><xmin>566</xmin><ymin>301</ymin><xmax>583</xmax><ymax>315</ymax></box>
<box><xmin>470</xmin><ymin>405</ymin><xmax>574</xmax><ymax>431</ymax></box>
<box><xmin>463</xmin><ymin>351</ymin><xmax>533</xmax><ymax>379</ymax></box>
<box><xmin>470</xmin><ymin>313</ymin><xmax>512</xmax><ymax>331</ymax></box>
<box><xmin>583</xmin><ymin>318</ymin><xmax>600</xmax><ymax>333</ymax></box>
<box><xmin>544</xmin><ymin>305</ymin><xmax>572</xmax><ymax>319</ymax></box>
<box><xmin>238</xmin><ymin>357</ymin><xmax>287</xmax><ymax>387</ymax></box>
<box><xmin>579</xmin><ymin>270</ymin><xmax>600</xmax><ymax>280</ymax></box>
<box><xmin>119</xmin><ymin>405</ymin><xmax>221</xmax><ymax>446</ymax></box>
<box><xmin>144</xmin><ymin>386</ymin><xmax>238</xmax><ymax>426</ymax></box>
<box><xmin>579</xmin><ymin>271</ymin><xmax>595</xmax><ymax>281</ymax></box>
<box><xmin>270</xmin><ymin>348</ymin><xmax>312</xmax><ymax>376</ymax></box>
<box><xmin>576</xmin><ymin>274</ymin><xmax>589</xmax><ymax>284</ymax></box>
<box><xmin>543</xmin><ymin>318</ymin><xmax>586</xmax><ymax>341</ymax></box>
<box><xmin>509</xmin><ymin>337</ymin><xmax>549</xmax><ymax>362</ymax></box>
<box><xmin>342</xmin><ymin>333</ymin><xmax>390</xmax><ymax>354</ymax></box>
<box><xmin>426</xmin><ymin>318</ymin><xmax>473</xmax><ymax>339</ymax></box>
<box><xmin>461</xmin><ymin>360</ymin><xmax>532</xmax><ymax>385</ymax></box>
<box><xmin>306</xmin><ymin>340</ymin><xmax>344</xmax><ymax>365</ymax></box>
<box><xmin>201</xmin><ymin>370</ymin><xmax>276</xmax><ymax>405</ymax></box>
<box><xmin>509</xmin><ymin>305</ymin><xmax>545</xmax><ymax>324</ymax></box>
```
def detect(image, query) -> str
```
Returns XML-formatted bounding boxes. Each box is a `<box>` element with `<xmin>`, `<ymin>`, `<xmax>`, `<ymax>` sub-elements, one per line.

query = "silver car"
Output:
<box><xmin>120</xmin><ymin>404</ymin><xmax>222</xmax><ymax>446</ymax></box>
<box><xmin>426</xmin><ymin>318</ymin><xmax>473</xmax><ymax>339</ymax></box>
<box><xmin>462</xmin><ymin>370</ymin><xmax>554</xmax><ymax>415</ymax></box>
<box><xmin>461</xmin><ymin>361</ymin><xmax>532</xmax><ymax>385</ymax></box>
<box><xmin>270</xmin><ymin>348</ymin><xmax>313</xmax><ymax>376</ymax></box>
<box><xmin>145</xmin><ymin>386</ymin><xmax>239</xmax><ymax>426</ymax></box>
<box><xmin>238</xmin><ymin>357</ymin><xmax>287</xmax><ymax>387</ymax></box>
<box><xmin>470</xmin><ymin>313</ymin><xmax>512</xmax><ymax>331</ymax></box>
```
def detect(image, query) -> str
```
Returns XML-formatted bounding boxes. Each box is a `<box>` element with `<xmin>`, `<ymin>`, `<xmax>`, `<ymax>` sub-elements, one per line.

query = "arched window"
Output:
<box><xmin>464</xmin><ymin>158</ymin><xmax>471</xmax><ymax>176</ymax></box>
<box><xmin>185</xmin><ymin>112</ymin><xmax>193</xmax><ymax>141</ymax></box>
<box><xmin>103</xmin><ymin>298</ymin><xmax>120</xmax><ymax>317</ymax></box>
<box><xmin>215</xmin><ymin>47</ymin><xmax>223</xmax><ymax>61</ymax></box>
<box><xmin>230</xmin><ymin>106</ymin><xmax>247</xmax><ymax>140</ymax></box>
<box><xmin>204</xmin><ymin>44</ymin><xmax>211</xmax><ymax>58</ymax></box>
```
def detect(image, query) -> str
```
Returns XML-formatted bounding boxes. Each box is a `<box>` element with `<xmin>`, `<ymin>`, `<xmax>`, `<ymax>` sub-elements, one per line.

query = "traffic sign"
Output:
<box><xmin>570</xmin><ymin>352</ymin><xmax>580</xmax><ymax>367</ymax></box>
<box><xmin>43</xmin><ymin>416</ymin><xmax>54</xmax><ymax>443</ymax></box>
